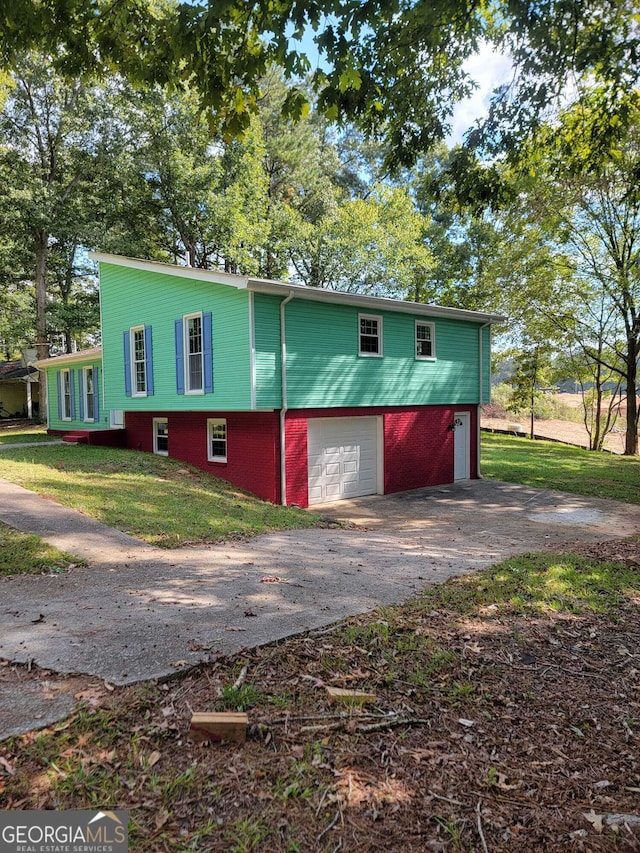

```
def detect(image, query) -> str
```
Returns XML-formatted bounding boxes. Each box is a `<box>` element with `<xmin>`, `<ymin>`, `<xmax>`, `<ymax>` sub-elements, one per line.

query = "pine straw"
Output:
<box><xmin>2</xmin><ymin>540</ymin><xmax>640</xmax><ymax>852</ymax></box>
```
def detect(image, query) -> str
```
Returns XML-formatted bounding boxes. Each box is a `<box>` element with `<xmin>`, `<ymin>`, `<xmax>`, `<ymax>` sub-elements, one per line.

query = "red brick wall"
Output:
<box><xmin>123</xmin><ymin>404</ymin><xmax>477</xmax><ymax>508</ymax></box>
<box><xmin>124</xmin><ymin>410</ymin><xmax>280</xmax><ymax>503</ymax></box>
<box><xmin>285</xmin><ymin>405</ymin><xmax>478</xmax><ymax>507</ymax></box>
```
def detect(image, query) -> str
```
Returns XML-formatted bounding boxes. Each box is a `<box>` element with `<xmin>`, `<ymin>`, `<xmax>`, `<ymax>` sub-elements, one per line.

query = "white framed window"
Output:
<box><xmin>61</xmin><ymin>369</ymin><xmax>72</xmax><ymax>420</ymax></box>
<box><xmin>415</xmin><ymin>321</ymin><xmax>436</xmax><ymax>359</ymax></box>
<box><xmin>153</xmin><ymin>418</ymin><xmax>169</xmax><ymax>456</ymax></box>
<box><xmin>359</xmin><ymin>313</ymin><xmax>383</xmax><ymax>357</ymax></box>
<box><xmin>207</xmin><ymin>418</ymin><xmax>227</xmax><ymax>462</ymax></box>
<box><xmin>131</xmin><ymin>325</ymin><xmax>146</xmax><ymax>396</ymax></box>
<box><xmin>185</xmin><ymin>312</ymin><xmax>203</xmax><ymax>393</ymax></box>
<box><xmin>83</xmin><ymin>367</ymin><xmax>95</xmax><ymax>421</ymax></box>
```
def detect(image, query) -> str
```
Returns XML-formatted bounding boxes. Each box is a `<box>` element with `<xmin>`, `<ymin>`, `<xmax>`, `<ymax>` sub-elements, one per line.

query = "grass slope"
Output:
<box><xmin>0</xmin><ymin>445</ymin><xmax>322</xmax><ymax>547</ymax></box>
<box><xmin>482</xmin><ymin>432</ymin><xmax>640</xmax><ymax>503</ymax></box>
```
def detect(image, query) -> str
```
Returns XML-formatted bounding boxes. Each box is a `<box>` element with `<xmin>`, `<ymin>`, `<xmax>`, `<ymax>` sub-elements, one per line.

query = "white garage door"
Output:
<box><xmin>308</xmin><ymin>417</ymin><xmax>379</xmax><ymax>505</ymax></box>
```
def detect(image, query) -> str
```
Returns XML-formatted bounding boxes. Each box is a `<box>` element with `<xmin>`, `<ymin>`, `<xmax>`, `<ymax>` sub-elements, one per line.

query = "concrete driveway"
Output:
<box><xmin>1</xmin><ymin>477</ymin><xmax>639</xmax><ymax>737</ymax></box>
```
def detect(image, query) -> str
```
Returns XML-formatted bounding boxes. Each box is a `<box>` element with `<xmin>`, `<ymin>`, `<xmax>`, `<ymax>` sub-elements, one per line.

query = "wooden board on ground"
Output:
<box><xmin>326</xmin><ymin>686</ymin><xmax>376</xmax><ymax>705</ymax></box>
<box><xmin>189</xmin><ymin>712</ymin><xmax>248</xmax><ymax>743</ymax></box>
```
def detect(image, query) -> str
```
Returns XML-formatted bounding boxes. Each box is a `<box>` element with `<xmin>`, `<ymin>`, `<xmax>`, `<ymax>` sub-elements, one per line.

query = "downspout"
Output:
<box><xmin>477</xmin><ymin>322</ymin><xmax>491</xmax><ymax>478</ymax></box>
<box><xmin>279</xmin><ymin>291</ymin><xmax>295</xmax><ymax>505</ymax></box>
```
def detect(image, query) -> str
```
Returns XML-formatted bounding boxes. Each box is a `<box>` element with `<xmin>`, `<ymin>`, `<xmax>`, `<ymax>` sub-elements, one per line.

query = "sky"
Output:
<box><xmin>449</xmin><ymin>43</ymin><xmax>513</xmax><ymax>145</ymax></box>
<box><xmin>289</xmin><ymin>27</ymin><xmax>513</xmax><ymax>147</ymax></box>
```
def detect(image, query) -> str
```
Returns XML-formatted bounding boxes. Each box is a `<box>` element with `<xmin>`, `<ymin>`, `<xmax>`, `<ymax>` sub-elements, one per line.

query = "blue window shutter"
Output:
<box><xmin>123</xmin><ymin>330</ymin><xmax>131</xmax><ymax>397</ymax></box>
<box><xmin>57</xmin><ymin>372</ymin><xmax>63</xmax><ymax>420</ymax></box>
<box><xmin>95</xmin><ymin>367</ymin><xmax>100</xmax><ymax>421</ymax></box>
<box><xmin>78</xmin><ymin>370</ymin><xmax>85</xmax><ymax>420</ymax></box>
<box><xmin>144</xmin><ymin>325</ymin><xmax>154</xmax><ymax>395</ymax></box>
<box><xmin>69</xmin><ymin>369</ymin><xmax>76</xmax><ymax>420</ymax></box>
<box><xmin>175</xmin><ymin>318</ymin><xmax>184</xmax><ymax>395</ymax></box>
<box><xmin>203</xmin><ymin>311</ymin><xmax>213</xmax><ymax>393</ymax></box>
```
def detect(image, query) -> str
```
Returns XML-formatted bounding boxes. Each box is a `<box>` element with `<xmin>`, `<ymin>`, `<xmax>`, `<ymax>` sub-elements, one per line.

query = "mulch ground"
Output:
<box><xmin>2</xmin><ymin>538</ymin><xmax>640</xmax><ymax>852</ymax></box>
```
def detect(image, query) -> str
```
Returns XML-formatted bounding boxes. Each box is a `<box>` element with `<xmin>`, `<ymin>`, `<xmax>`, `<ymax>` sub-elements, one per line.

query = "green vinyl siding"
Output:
<box><xmin>275</xmin><ymin>298</ymin><xmax>488</xmax><ymax>408</ymax></box>
<box><xmin>481</xmin><ymin>324</ymin><xmax>491</xmax><ymax>404</ymax></box>
<box><xmin>46</xmin><ymin>359</ymin><xmax>105</xmax><ymax>431</ymax></box>
<box><xmin>100</xmin><ymin>263</ymin><xmax>252</xmax><ymax>411</ymax></box>
<box><xmin>253</xmin><ymin>293</ymin><xmax>282</xmax><ymax>408</ymax></box>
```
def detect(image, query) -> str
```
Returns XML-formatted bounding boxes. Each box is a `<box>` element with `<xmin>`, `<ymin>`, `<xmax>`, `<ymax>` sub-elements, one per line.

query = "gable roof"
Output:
<box><xmin>33</xmin><ymin>346</ymin><xmax>102</xmax><ymax>369</ymax></box>
<box><xmin>90</xmin><ymin>252</ymin><xmax>505</xmax><ymax>325</ymax></box>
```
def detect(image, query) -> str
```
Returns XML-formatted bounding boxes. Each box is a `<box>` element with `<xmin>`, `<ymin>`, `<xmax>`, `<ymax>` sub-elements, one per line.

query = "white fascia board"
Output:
<box><xmin>88</xmin><ymin>252</ymin><xmax>506</xmax><ymax>324</ymax></box>
<box><xmin>247</xmin><ymin>279</ymin><xmax>506</xmax><ymax>325</ymax></box>
<box><xmin>34</xmin><ymin>347</ymin><xmax>103</xmax><ymax>368</ymax></box>
<box><xmin>89</xmin><ymin>252</ymin><xmax>251</xmax><ymax>289</ymax></box>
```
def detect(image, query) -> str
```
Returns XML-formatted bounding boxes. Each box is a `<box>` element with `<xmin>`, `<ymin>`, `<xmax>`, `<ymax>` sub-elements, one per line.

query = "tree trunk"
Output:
<box><xmin>34</xmin><ymin>230</ymin><xmax>49</xmax><ymax>422</ymax></box>
<box><xmin>624</xmin><ymin>340</ymin><xmax>638</xmax><ymax>456</ymax></box>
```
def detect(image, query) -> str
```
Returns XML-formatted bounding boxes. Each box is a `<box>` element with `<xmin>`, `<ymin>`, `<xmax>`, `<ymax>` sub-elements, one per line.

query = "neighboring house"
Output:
<box><xmin>36</xmin><ymin>252</ymin><xmax>503</xmax><ymax>507</ymax></box>
<box><xmin>0</xmin><ymin>351</ymin><xmax>39</xmax><ymax>418</ymax></box>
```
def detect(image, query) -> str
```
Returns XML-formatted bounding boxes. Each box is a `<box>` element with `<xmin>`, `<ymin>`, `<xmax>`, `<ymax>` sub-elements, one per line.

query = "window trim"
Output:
<box><xmin>82</xmin><ymin>366</ymin><xmax>96</xmax><ymax>422</ymax></box>
<box><xmin>415</xmin><ymin>320</ymin><xmax>436</xmax><ymax>360</ymax></box>
<box><xmin>130</xmin><ymin>325</ymin><xmax>147</xmax><ymax>397</ymax></box>
<box><xmin>184</xmin><ymin>312</ymin><xmax>204</xmax><ymax>395</ymax></box>
<box><xmin>358</xmin><ymin>313</ymin><xmax>383</xmax><ymax>357</ymax></box>
<box><xmin>153</xmin><ymin>417</ymin><xmax>169</xmax><ymax>456</ymax></box>
<box><xmin>207</xmin><ymin>418</ymin><xmax>227</xmax><ymax>463</ymax></box>
<box><xmin>61</xmin><ymin>369</ymin><xmax>72</xmax><ymax>421</ymax></box>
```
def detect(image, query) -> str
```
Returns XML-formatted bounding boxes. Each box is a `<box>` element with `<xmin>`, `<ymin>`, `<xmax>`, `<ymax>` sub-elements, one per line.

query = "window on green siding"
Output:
<box><xmin>415</xmin><ymin>321</ymin><xmax>436</xmax><ymax>359</ymax></box>
<box><xmin>207</xmin><ymin>418</ymin><xmax>227</xmax><ymax>462</ymax></box>
<box><xmin>61</xmin><ymin>369</ymin><xmax>72</xmax><ymax>420</ymax></box>
<box><xmin>153</xmin><ymin>418</ymin><xmax>169</xmax><ymax>456</ymax></box>
<box><xmin>359</xmin><ymin>314</ymin><xmax>383</xmax><ymax>356</ymax></box>
<box><xmin>83</xmin><ymin>367</ymin><xmax>95</xmax><ymax>421</ymax></box>
<box><xmin>185</xmin><ymin>313</ymin><xmax>203</xmax><ymax>393</ymax></box>
<box><xmin>132</xmin><ymin>326</ymin><xmax>146</xmax><ymax>395</ymax></box>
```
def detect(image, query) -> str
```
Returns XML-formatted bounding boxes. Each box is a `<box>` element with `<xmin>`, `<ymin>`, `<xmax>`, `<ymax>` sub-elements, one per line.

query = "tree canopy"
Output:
<box><xmin>2</xmin><ymin>0</ymin><xmax>638</xmax><ymax>167</ymax></box>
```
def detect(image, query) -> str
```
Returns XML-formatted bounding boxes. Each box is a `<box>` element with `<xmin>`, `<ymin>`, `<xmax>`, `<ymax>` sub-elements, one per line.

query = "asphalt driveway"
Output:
<box><xmin>1</xmin><ymin>477</ymin><xmax>639</xmax><ymax>737</ymax></box>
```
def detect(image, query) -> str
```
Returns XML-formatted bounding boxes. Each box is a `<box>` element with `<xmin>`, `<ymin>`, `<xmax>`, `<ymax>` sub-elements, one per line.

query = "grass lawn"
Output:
<box><xmin>3</xmin><ymin>547</ymin><xmax>639</xmax><ymax>850</ymax></box>
<box><xmin>482</xmin><ymin>431</ymin><xmax>640</xmax><ymax>504</ymax></box>
<box><xmin>0</xmin><ymin>445</ymin><xmax>322</xmax><ymax>547</ymax></box>
<box><xmin>0</xmin><ymin>522</ymin><xmax>84</xmax><ymax>576</ymax></box>
<box><xmin>0</xmin><ymin>422</ymin><xmax>51</xmax><ymax>444</ymax></box>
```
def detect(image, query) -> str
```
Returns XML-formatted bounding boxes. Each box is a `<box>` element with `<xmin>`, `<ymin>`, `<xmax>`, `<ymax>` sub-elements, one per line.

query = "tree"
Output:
<box><xmin>0</xmin><ymin>56</ymin><xmax>160</xmax><ymax>408</ymax></box>
<box><xmin>508</xmin><ymin>90</ymin><xmax>640</xmax><ymax>455</ymax></box>
<box><xmin>507</xmin><ymin>340</ymin><xmax>554</xmax><ymax>440</ymax></box>
<box><xmin>288</xmin><ymin>185</ymin><xmax>431</xmax><ymax>296</ymax></box>
<box><xmin>2</xmin><ymin>1</ymin><xmax>637</xmax><ymax>168</ymax></box>
<box><xmin>0</xmin><ymin>57</ymin><xmax>103</xmax><ymax>411</ymax></box>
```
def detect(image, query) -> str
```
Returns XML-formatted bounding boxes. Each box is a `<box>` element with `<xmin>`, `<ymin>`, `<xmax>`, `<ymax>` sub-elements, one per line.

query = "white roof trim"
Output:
<box><xmin>34</xmin><ymin>348</ymin><xmax>103</xmax><ymax>368</ymax></box>
<box><xmin>90</xmin><ymin>252</ymin><xmax>505</xmax><ymax>325</ymax></box>
<box><xmin>247</xmin><ymin>280</ymin><xmax>505</xmax><ymax>324</ymax></box>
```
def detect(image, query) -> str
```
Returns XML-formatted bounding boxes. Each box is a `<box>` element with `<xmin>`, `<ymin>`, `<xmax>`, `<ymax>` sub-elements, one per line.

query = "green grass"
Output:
<box><xmin>424</xmin><ymin>551</ymin><xmax>638</xmax><ymax>617</ymax></box>
<box><xmin>0</xmin><ymin>424</ymin><xmax>52</xmax><ymax>445</ymax></box>
<box><xmin>0</xmin><ymin>445</ymin><xmax>322</xmax><ymax>548</ymax></box>
<box><xmin>0</xmin><ymin>522</ymin><xmax>84</xmax><ymax>576</ymax></box>
<box><xmin>482</xmin><ymin>431</ymin><xmax>640</xmax><ymax>503</ymax></box>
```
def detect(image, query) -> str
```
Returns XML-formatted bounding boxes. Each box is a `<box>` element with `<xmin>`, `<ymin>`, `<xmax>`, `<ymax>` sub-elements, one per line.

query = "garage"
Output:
<box><xmin>307</xmin><ymin>416</ymin><xmax>380</xmax><ymax>505</ymax></box>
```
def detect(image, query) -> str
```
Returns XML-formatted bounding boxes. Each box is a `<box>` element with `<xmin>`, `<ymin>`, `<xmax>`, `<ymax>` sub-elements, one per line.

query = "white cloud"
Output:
<box><xmin>449</xmin><ymin>42</ymin><xmax>513</xmax><ymax>144</ymax></box>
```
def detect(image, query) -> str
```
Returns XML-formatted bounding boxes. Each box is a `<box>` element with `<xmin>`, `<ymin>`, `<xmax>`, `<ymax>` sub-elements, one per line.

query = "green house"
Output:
<box><xmin>37</xmin><ymin>252</ymin><xmax>503</xmax><ymax>506</ymax></box>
